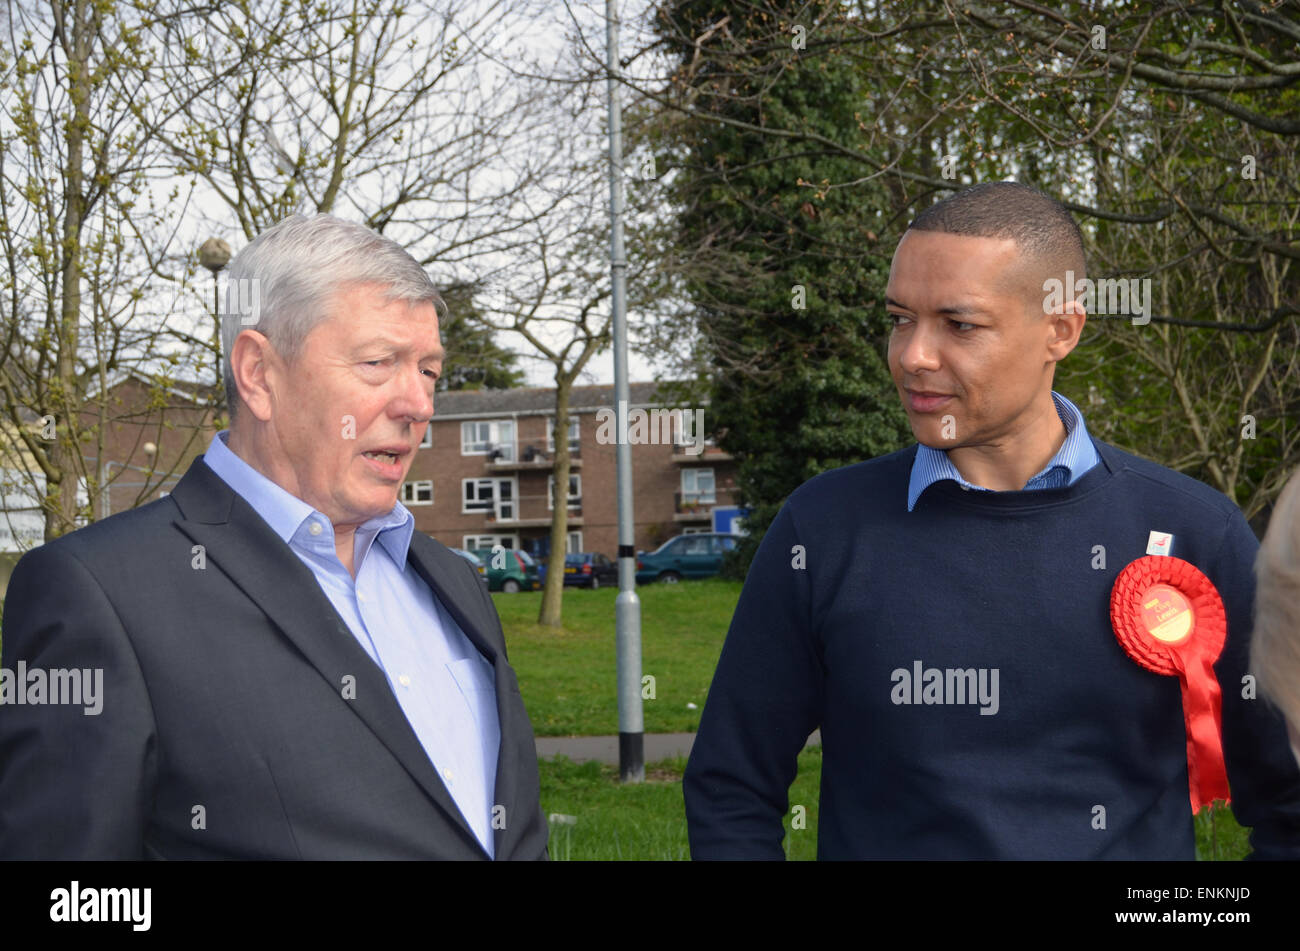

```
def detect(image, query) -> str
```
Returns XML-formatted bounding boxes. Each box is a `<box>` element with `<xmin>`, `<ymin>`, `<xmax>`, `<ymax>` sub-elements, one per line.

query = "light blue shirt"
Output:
<box><xmin>202</xmin><ymin>430</ymin><xmax>500</xmax><ymax>856</ymax></box>
<box><xmin>907</xmin><ymin>391</ymin><xmax>1100</xmax><ymax>511</ymax></box>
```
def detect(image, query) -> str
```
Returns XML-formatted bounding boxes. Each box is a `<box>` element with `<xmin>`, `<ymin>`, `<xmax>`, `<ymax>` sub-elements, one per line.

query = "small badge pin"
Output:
<box><xmin>1146</xmin><ymin>531</ymin><xmax>1174</xmax><ymax>557</ymax></box>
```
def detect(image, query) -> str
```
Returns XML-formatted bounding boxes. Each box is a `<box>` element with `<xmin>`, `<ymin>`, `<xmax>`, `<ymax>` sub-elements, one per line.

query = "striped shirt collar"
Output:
<box><xmin>907</xmin><ymin>391</ymin><xmax>1099</xmax><ymax>512</ymax></box>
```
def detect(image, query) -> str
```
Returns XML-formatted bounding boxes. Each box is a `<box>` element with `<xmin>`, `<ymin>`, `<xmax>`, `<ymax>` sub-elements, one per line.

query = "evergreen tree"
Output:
<box><xmin>654</xmin><ymin>0</ymin><xmax>911</xmax><ymax>574</ymax></box>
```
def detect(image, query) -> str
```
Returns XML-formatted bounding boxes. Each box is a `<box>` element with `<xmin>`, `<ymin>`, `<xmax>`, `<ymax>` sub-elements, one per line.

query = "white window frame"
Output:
<box><xmin>566</xmin><ymin>531</ymin><xmax>583</xmax><ymax>554</ymax></box>
<box><xmin>681</xmin><ymin>467</ymin><xmax>716</xmax><ymax>505</ymax></box>
<box><xmin>547</xmin><ymin>472</ymin><xmax>582</xmax><ymax>510</ymax></box>
<box><xmin>461</xmin><ymin>476</ymin><xmax>518</xmax><ymax>520</ymax></box>
<box><xmin>402</xmin><ymin>480</ymin><xmax>433</xmax><ymax>505</ymax></box>
<box><xmin>463</xmin><ymin>534</ymin><xmax>518</xmax><ymax>551</ymax></box>
<box><xmin>460</xmin><ymin>419</ymin><xmax>516</xmax><ymax>461</ymax></box>
<box><xmin>681</xmin><ymin>526</ymin><xmax>710</xmax><ymax>535</ymax></box>
<box><xmin>419</xmin><ymin>423</ymin><xmax>432</xmax><ymax>448</ymax></box>
<box><xmin>546</xmin><ymin>415</ymin><xmax>581</xmax><ymax>454</ymax></box>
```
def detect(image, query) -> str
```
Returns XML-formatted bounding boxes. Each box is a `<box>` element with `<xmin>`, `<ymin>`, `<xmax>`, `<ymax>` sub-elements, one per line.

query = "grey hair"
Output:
<box><xmin>219</xmin><ymin>214</ymin><xmax>444</xmax><ymax>420</ymax></box>
<box><xmin>1252</xmin><ymin>470</ymin><xmax>1300</xmax><ymax>736</ymax></box>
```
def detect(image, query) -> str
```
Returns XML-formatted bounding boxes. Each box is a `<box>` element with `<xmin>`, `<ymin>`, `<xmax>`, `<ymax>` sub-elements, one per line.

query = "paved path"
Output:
<box><xmin>536</xmin><ymin>730</ymin><xmax>822</xmax><ymax>766</ymax></box>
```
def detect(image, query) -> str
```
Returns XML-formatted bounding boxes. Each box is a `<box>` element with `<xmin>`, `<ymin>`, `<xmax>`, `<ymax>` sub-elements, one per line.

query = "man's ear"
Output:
<box><xmin>229</xmin><ymin>329</ymin><xmax>279</xmax><ymax>422</ymax></box>
<box><xmin>1045</xmin><ymin>297</ymin><xmax>1086</xmax><ymax>362</ymax></box>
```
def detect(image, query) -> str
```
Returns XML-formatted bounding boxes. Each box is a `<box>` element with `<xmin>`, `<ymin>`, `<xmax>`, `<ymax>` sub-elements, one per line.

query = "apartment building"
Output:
<box><xmin>410</xmin><ymin>382</ymin><xmax>740</xmax><ymax>558</ymax></box>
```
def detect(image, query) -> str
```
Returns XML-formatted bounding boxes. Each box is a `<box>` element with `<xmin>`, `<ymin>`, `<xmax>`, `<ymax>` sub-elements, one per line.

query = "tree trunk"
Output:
<box><xmin>537</xmin><ymin>374</ymin><xmax>572</xmax><ymax>627</ymax></box>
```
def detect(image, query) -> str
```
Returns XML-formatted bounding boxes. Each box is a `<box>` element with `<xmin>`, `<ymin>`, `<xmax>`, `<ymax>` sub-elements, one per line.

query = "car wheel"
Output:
<box><xmin>502</xmin><ymin>579</ymin><xmax>521</xmax><ymax>593</ymax></box>
<box><xmin>658</xmin><ymin>571</ymin><xmax>681</xmax><ymax>584</ymax></box>
<box><xmin>590</xmin><ymin>575</ymin><xmax>600</xmax><ymax>590</ymax></box>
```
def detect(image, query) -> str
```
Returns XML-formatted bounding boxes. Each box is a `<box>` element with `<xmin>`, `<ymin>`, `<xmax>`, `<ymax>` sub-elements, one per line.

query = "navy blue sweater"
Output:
<box><xmin>684</xmin><ymin>440</ymin><xmax>1300</xmax><ymax>859</ymax></box>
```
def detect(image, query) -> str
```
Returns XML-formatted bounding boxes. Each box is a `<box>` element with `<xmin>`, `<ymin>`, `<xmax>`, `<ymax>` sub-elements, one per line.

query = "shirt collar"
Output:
<box><xmin>906</xmin><ymin>391</ymin><xmax>1096</xmax><ymax>512</ymax></box>
<box><xmin>202</xmin><ymin>430</ymin><xmax>414</xmax><ymax>565</ymax></box>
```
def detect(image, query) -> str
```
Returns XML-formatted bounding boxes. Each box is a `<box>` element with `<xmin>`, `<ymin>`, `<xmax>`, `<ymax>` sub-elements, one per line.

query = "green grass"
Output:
<box><xmin>539</xmin><ymin>750</ymin><xmax>1250</xmax><ymax>860</ymax></box>
<box><xmin>496</xmin><ymin>578</ymin><xmax>741</xmax><ymax>736</ymax></box>
<box><xmin>540</xmin><ymin>748</ymin><xmax>823</xmax><ymax>861</ymax></box>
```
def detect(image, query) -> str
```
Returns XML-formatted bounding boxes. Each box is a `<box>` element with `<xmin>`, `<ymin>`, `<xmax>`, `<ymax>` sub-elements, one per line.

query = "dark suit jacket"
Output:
<box><xmin>0</xmin><ymin>456</ymin><xmax>548</xmax><ymax>859</ymax></box>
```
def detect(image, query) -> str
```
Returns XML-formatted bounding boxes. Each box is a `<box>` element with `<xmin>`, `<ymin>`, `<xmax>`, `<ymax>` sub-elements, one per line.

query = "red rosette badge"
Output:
<box><xmin>1110</xmin><ymin>555</ymin><xmax>1231</xmax><ymax>813</ymax></box>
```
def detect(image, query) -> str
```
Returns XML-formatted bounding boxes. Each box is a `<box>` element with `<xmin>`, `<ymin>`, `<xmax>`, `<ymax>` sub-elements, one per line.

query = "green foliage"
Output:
<box><xmin>656</xmin><ymin>1</ymin><xmax>911</xmax><ymax>573</ymax></box>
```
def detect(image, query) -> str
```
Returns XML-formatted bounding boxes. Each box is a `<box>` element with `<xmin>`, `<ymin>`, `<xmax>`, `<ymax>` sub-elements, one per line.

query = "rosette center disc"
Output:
<box><xmin>1139</xmin><ymin>583</ymin><xmax>1194</xmax><ymax>645</ymax></box>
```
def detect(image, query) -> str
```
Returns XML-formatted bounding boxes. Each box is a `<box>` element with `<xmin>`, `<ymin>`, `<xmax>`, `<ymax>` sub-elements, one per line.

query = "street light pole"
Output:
<box><xmin>199</xmin><ymin>237</ymin><xmax>231</xmax><ymax>415</ymax></box>
<box><xmin>607</xmin><ymin>0</ymin><xmax>643</xmax><ymax>783</ymax></box>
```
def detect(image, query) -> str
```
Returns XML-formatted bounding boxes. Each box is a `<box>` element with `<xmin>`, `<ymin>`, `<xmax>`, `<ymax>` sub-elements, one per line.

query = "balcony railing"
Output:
<box><xmin>675</xmin><ymin>490</ymin><xmax>716</xmax><ymax>514</ymax></box>
<box><xmin>485</xmin><ymin>444</ymin><xmax>581</xmax><ymax>472</ymax></box>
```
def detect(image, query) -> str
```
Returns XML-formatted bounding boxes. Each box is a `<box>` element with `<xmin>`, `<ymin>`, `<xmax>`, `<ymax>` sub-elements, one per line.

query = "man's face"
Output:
<box><xmin>261</xmin><ymin>282</ymin><xmax>443</xmax><ymax>530</ymax></box>
<box><xmin>885</xmin><ymin>230</ymin><xmax>1059</xmax><ymax>450</ymax></box>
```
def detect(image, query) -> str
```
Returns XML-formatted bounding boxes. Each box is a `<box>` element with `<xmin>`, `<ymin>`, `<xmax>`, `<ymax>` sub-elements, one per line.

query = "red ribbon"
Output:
<box><xmin>1110</xmin><ymin>555</ymin><xmax>1231</xmax><ymax>813</ymax></box>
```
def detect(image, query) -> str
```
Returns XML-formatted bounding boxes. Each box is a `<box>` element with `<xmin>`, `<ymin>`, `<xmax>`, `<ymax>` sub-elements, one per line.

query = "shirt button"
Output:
<box><xmin>443</xmin><ymin>769</ymin><xmax>454</xmax><ymax>782</ymax></box>
<box><xmin>399</xmin><ymin>675</ymin><xmax>411</xmax><ymax>688</ymax></box>
<box><xmin>357</xmin><ymin>592</ymin><xmax>367</xmax><ymax>603</ymax></box>
<box><xmin>309</xmin><ymin>521</ymin><xmax>323</xmax><ymax>536</ymax></box>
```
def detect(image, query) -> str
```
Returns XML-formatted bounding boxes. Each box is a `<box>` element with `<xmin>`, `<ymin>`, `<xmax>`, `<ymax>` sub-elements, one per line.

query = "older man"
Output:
<box><xmin>0</xmin><ymin>214</ymin><xmax>548</xmax><ymax>859</ymax></box>
<box><xmin>684</xmin><ymin>182</ymin><xmax>1300</xmax><ymax>859</ymax></box>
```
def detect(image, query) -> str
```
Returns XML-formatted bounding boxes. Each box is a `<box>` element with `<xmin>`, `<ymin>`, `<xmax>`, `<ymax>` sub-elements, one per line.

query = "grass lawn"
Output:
<box><xmin>539</xmin><ymin>750</ymin><xmax>1250</xmax><ymax>861</ymax></box>
<box><xmin>494</xmin><ymin>578</ymin><xmax>741</xmax><ymax>736</ymax></box>
<box><xmin>540</xmin><ymin>749</ymin><xmax>824</xmax><ymax>861</ymax></box>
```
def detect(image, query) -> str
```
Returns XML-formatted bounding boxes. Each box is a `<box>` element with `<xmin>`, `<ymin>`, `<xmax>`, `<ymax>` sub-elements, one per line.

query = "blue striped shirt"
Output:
<box><xmin>907</xmin><ymin>391</ymin><xmax>1099</xmax><ymax>511</ymax></box>
<box><xmin>202</xmin><ymin>430</ymin><xmax>500</xmax><ymax>856</ymax></box>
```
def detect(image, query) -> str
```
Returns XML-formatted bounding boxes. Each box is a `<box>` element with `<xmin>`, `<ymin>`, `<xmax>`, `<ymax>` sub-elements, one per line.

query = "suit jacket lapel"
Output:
<box><xmin>168</xmin><ymin>457</ymin><xmax>486</xmax><ymax>855</ymax></box>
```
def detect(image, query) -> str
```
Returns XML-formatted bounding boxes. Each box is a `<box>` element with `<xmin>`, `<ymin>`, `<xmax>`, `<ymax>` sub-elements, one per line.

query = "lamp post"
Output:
<box><xmin>607</xmin><ymin>0</ymin><xmax>643</xmax><ymax>784</ymax></box>
<box><xmin>199</xmin><ymin>237</ymin><xmax>231</xmax><ymax>413</ymax></box>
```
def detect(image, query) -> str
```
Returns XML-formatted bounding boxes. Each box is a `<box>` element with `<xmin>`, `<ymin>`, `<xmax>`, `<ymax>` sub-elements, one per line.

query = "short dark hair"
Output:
<box><xmin>907</xmin><ymin>182</ymin><xmax>1087</xmax><ymax>304</ymax></box>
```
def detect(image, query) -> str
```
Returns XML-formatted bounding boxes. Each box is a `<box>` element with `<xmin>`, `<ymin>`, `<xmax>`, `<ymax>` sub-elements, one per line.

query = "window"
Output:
<box><xmin>419</xmin><ymin>424</ymin><xmax>432</xmax><ymax>448</ymax></box>
<box><xmin>713</xmin><ymin>535</ymin><xmax>738</xmax><ymax>553</ymax></box>
<box><xmin>462</xmin><ymin>477</ymin><xmax>517</xmax><ymax>519</ymax></box>
<box><xmin>546</xmin><ymin>416</ymin><xmax>581</xmax><ymax>453</ymax></box>
<box><xmin>402</xmin><ymin>480</ymin><xmax>433</xmax><ymax>505</ymax></box>
<box><xmin>567</xmin><ymin>531</ymin><xmax>583</xmax><ymax>554</ymax></box>
<box><xmin>547</xmin><ymin>473</ymin><xmax>582</xmax><ymax>510</ymax></box>
<box><xmin>461</xmin><ymin>419</ymin><xmax>515</xmax><ymax>461</ymax></box>
<box><xmin>681</xmin><ymin>468</ymin><xmax>716</xmax><ymax>505</ymax></box>
<box><xmin>680</xmin><ymin>535</ymin><xmax>711</xmax><ymax>556</ymax></box>
<box><xmin>464</xmin><ymin>534</ymin><xmax>517</xmax><ymax>551</ymax></box>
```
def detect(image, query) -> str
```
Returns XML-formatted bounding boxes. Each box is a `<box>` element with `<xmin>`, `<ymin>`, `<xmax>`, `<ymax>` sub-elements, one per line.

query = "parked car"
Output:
<box><xmin>562</xmin><ymin>552</ymin><xmax>618</xmax><ymax>589</ymax></box>
<box><xmin>469</xmin><ymin>547</ymin><xmax>541</xmax><ymax>593</ymax></box>
<box><xmin>450</xmin><ymin>548</ymin><xmax>487</xmax><ymax>586</ymax></box>
<box><xmin>635</xmin><ymin>533</ymin><xmax>741</xmax><ymax>584</ymax></box>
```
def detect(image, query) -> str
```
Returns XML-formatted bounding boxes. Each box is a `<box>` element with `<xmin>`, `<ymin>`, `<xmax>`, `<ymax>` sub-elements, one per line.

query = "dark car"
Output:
<box><xmin>469</xmin><ymin>547</ymin><xmax>541</xmax><ymax>593</ymax></box>
<box><xmin>450</xmin><ymin>547</ymin><xmax>488</xmax><ymax>587</ymax></box>
<box><xmin>635</xmin><ymin>533</ymin><xmax>741</xmax><ymax>584</ymax></box>
<box><xmin>562</xmin><ymin>552</ymin><xmax>618</xmax><ymax>589</ymax></box>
